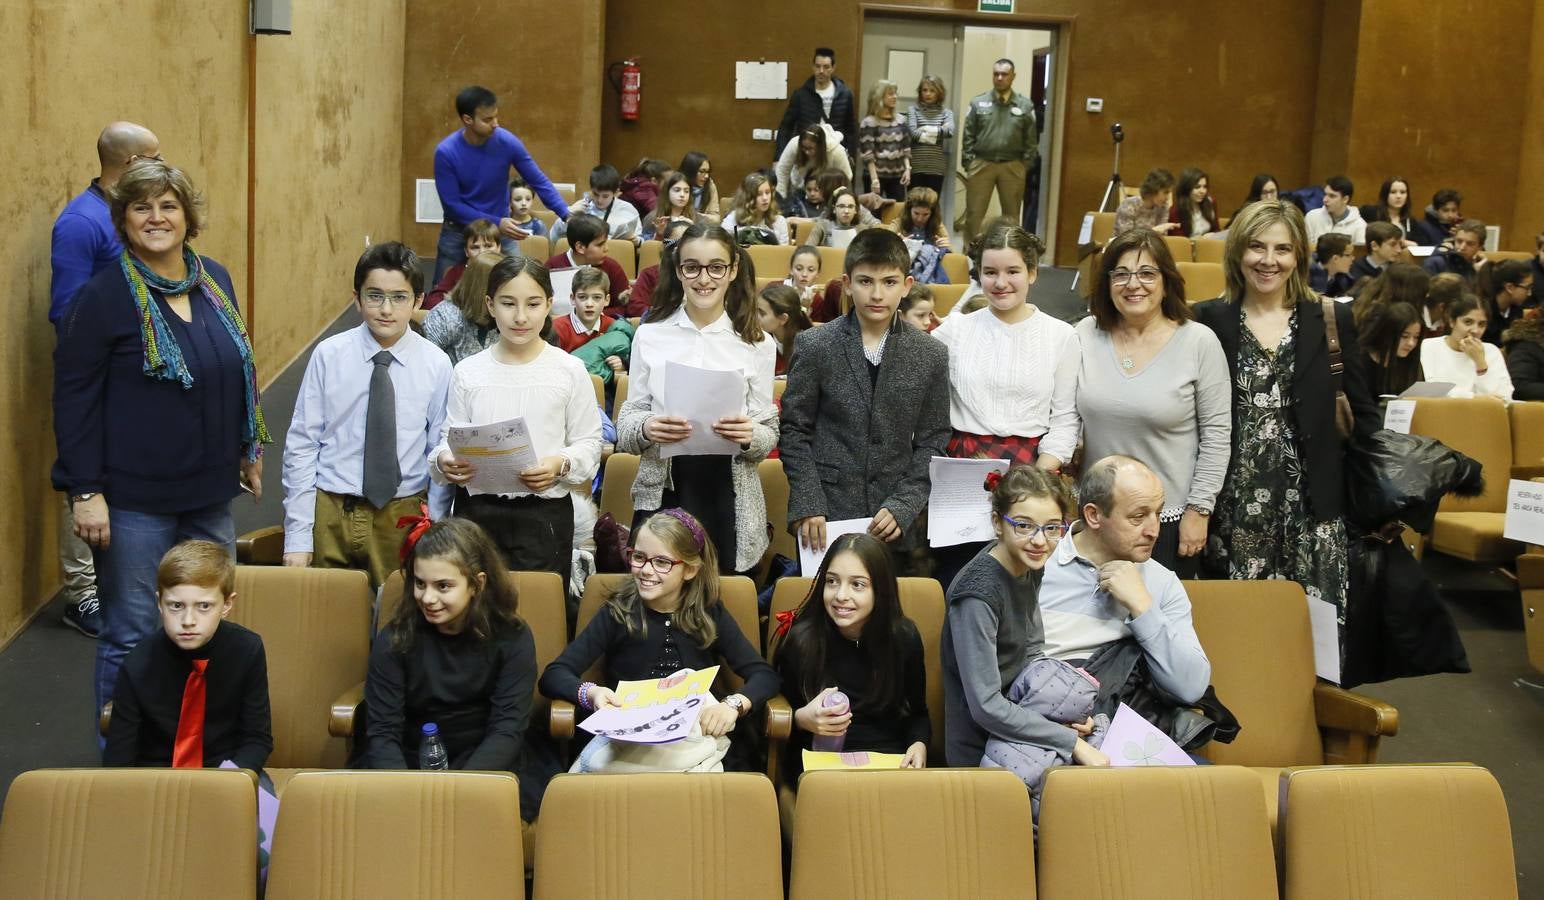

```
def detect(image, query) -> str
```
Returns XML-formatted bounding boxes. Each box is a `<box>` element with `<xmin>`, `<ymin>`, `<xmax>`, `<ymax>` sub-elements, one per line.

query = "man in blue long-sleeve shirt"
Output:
<box><xmin>48</xmin><ymin>121</ymin><xmax>161</xmax><ymax>640</ymax></box>
<box><xmin>432</xmin><ymin>85</ymin><xmax>572</xmax><ymax>285</ymax></box>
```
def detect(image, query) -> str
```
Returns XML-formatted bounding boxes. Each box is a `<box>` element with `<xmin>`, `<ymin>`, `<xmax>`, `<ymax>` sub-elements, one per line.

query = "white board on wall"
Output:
<box><xmin>735</xmin><ymin>61</ymin><xmax>788</xmax><ymax>100</ymax></box>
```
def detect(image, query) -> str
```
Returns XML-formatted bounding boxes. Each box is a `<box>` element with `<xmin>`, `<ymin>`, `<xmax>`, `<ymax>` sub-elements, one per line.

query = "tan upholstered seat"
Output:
<box><xmin>534</xmin><ymin>772</ymin><xmax>782</xmax><ymax>900</ymax></box>
<box><xmin>518</xmin><ymin>234</ymin><xmax>549</xmax><ymax>261</ymax></box>
<box><xmin>756</xmin><ymin>458</ymin><xmax>795</xmax><ymax>584</ymax></box>
<box><xmin>1177</xmin><ymin>261</ymin><xmax>1226</xmax><ymax>302</ymax></box>
<box><xmin>549</xmin><ymin>574</ymin><xmax>762</xmax><ymax>741</ymax></box>
<box><xmin>1193</xmin><ymin>238</ymin><xmax>1226</xmax><ymax>264</ymax></box>
<box><xmin>637</xmin><ymin>238</ymin><xmax>663</xmax><ymax>273</ymax></box>
<box><xmin>787</xmin><ymin>217</ymin><xmax>814</xmax><ymax>245</ymax></box>
<box><xmin>789</xmin><ymin>768</ymin><xmax>1034</xmax><ymax>900</ymax></box>
<box><xmin>929</xmin><ymin>283</ymin><xmax>970</xmax><ymax>316</ymax></box>
<box><xmin>612</xmin><ymin>372</ymin><xmax>629</xmax><ymax>416</ymax></box>
<box><xmin>746</xmin><ymin>244</ymin><xmax>795</xmax><ymax>279</ymax></box>
<box><xmin>1037</xmin><ymin>766</ymin><xmax>1277</xmax><ymax>900</ymax></box>
<box><xmin>266</xmin><ymin>771</ymin><xmax>523</xmax><ymax>900</ymax></box>
<box><xmin>1089</xmin><ymin>211</ymin><xmax>1117</xmax><ymax>245</ymax></box>
<box><xmin>1410</xmin><ymin>396</ymin><xmax>1521</xmax><ymax>562</ymax></box>
<box><xmin>597</xmin><ymin>452</ymin><xmax>640</xmax><ymax>528</ymax></box>
<box><xmin>940</xmin><ymin>252</ymin><xmax>970</xmax><ymax>284</ymax></box>
<box><xmin>816</xmin><ymin>245</ymin><xmax>846</xmax><ymax>279</ymax></box>
<box><xmin>0</xmin><ymin>768</ymin><xmax>258</xmax><ymax>899</ymax></box>
<box><xmin>1279</xmin><ymin>764</ymin><xmax>1518</xmax><ymax>900</ymax></box>
<box><xmin>605</xmin><ymin>238</ymin><xmax>636</xmax><ymax>279</ymax></box>
<box><xmin>236</xmin><ymin>524</ymin><xmax>284</xmax><ymax>564</ymax></box>
<box><xmin>1162</xmin><ymin>234</ymin><xmax>1195</xmax><ymax>262</ymax></box>
<box><xmin>588</xmin><ymin>372</ymin><xmax>605</xmax><ymax>407</ymax></box>
<box><xmin>1508</xmin><ymin>401</ymin><xmax>1544</xmax><ymax>471</ymax></box>
<box><xmin>1184</xmin><ymin>579</ymin><xmax>1399</xmax><ymax>833</ymax></box>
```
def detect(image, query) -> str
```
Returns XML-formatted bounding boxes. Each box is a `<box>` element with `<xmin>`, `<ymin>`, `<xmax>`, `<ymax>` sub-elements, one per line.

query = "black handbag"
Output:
<box><xmin>1343</xmin><ymin>429</ymin><xmax>1485</xmax><ymax>532</ymax></box>
<box><xmin>1342</xmin><ymin>530</ymin><xmax>1470</xmax><ymax>688</ymax></box>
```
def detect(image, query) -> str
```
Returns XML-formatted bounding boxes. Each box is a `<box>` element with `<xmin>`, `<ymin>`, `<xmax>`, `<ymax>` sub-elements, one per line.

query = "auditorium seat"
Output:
<box><xmin>929</xmin><ymin>282</ymin><xmax>970</xmax><ymax>316</ymax></box>
<box><xmin>1163</xmin><ymin>234</ymin><xmax>1195</xmax><ymax>262</ymax></box>
<box><xmin>534</xmin><ymin>772</ymin><xmax>782</xmax><ymax>900</ymax></box>
<box><xmin>1193</xmin><ymin>237</ymin><xmax>1226</xmax><ymax>264</ymax></box>
<box><xmin>1177</xmin><ymin>261</ymin><xmax>1226</xmax><ymax>302</ymax></box>
<box><xmin>597</xmin><ymin>452</ymin><xmax>639</xmax><ymax>529</ymax></box>
<box><xmin>1037</xmin><ymin>766</ymin><xmax>1277</xmax><ymax>900</ymax></box>
<box><xmin>638</xmin><ymin>238</ymin><xmax>663</xmax><ymax>272</ymax></box>
<box><xmin>519</xmin><ymin>234</ymin><xmax>549</xmax><ymax>261</ymax></box>
<box><xmin>1409</xmin><ymin>396</ymin><xmax>1521</xmax><ymax>562</ymax></box>
<box><xmin>549</xmin><ymin>238</ymin><xmax>636</xmax><ymax>278</ymax></box>
<box><xmin>589</xmin><ymin>372</ymin><xmax>605</xmax><ymax>407</ymax></box>
<box><xmin>940</xmin><ymin>251</ymin><xmax>970</xmax><ymax>284</ymax></box>
<box><xmin>1279</xmin><ymin>764</ymin><xmax>1518</xmax><ymax>900</ymax></box>
<box><xmin>267</xmin><ymin>771</ymin><xmax>524</xmax><ymax>900</ymax></box>
<box><xmin>0</xmin><ymin>768</ymin><xmax>258</xmax><ymax>899</ymax></box>
<box><xmin>1090</xmin><ymin>211</ymin><xmax>1117</xmax><ymax>246</ymax></box>
<box><xmin>1485</xmin><ymin>249</ymin><xmax>1532</xmax><ymax>263</ymax></box>
<box><xmin>549</xmin><ymin>573</ymin><xmax>762</xmax><ymax>742</ymax></box>
<box><xmin>789</xmin><ymin>769</ymin><xmax>1034</xmax><ymax>900</ymax></box>
<box><xmin>1508</xmin><ymin>401</ymin><xmax>1544</xmax><ymax>472</ymax></box>
<box><xmin>879</xmin><ymin>202</ymin><xmax>904</xmax><ymax>226</ymax></box>
<box><xmin>1184</xmin><ymin>578</ymin><xmax>1398</xmax><ymax>834</ymax></box>
<box><xmin>787</xmin><ymin>217</ymin><xmax>814</xmax><ymax>245</ymax></box>
<box><xmin>612</xmin><ymin>372</ymin><xmax>629</xmax><ymax>417</ymax></box>
<box><xmin>756</xmin><ymin>458</ymin><xmax>795</xmax><ymax>586</ymax></box>
<box><xmin>236</xmin><ymin>524</ymin><xmax>284</xmax><ymax>564</ymax></box>
<box><xmin>816</xmin><ymin>246</ymin><xmax>846</xmax><ymax>280</ymax></box>
<box><xmin>746</xmin><ymin>244</ymin><xmax>795</xmax><ymax>279</ymax></box>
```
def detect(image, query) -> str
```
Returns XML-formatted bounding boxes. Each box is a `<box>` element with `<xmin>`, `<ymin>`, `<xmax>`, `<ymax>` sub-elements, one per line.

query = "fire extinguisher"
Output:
<box><xmin>608</xmin><ymin>58</ymin><xmax>642</xmax><ymax>121</ymax></box>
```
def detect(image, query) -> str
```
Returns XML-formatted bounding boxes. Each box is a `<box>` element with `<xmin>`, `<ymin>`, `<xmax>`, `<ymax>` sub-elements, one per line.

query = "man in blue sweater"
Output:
<box><xmin>48</xmin><ymin>121</ymin><xmax>161</xmax><ymax>639</ymax></box>
<box><xmin>432</xmin><ymin>85</ymin><xmax>572</xmax><ymax>285</ymax></box>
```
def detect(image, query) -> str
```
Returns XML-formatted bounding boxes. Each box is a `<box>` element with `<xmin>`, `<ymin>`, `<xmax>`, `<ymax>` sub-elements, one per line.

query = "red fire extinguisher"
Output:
<box><xmin>608</xmin><ymin>59</ymin><xmax>642</xmax><ymax>121</ymax></box>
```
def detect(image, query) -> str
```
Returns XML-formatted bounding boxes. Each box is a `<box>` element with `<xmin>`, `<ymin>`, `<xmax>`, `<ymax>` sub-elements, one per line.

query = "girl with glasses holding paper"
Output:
<box><xmin>616</xmin><ymin>222</ymin><xmax>778</xmax><ymax>574</ymax></box>
<box><xmin>1075</xmin><ymin>229</ymin><xmax>1231</xmax><ymax>576</ymax></box>
<box><xmin>538</xmin><ymin>509</ymin><xmax>778</xmax><ymax>767</ymax></box>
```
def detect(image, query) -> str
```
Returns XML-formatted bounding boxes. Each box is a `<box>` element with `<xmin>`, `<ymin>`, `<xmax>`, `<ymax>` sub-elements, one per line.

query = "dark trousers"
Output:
<box><xmin>633</xmin><ymin>455</ymin><xmax>741</xmax><ymax>575</ymax></box>
<box><xmin>454</xmin><ymin>490</ymin><xmax>575</xmax><ymax>595</ymax></box>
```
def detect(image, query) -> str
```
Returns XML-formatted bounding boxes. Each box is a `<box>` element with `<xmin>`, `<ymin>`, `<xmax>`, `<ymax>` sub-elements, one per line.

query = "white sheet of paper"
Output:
<box><xmin>660</xmin><ymin>360</ymin><xmax>743</xmax><ymax>459</ymax></box>
<box><xmin>1407</xmin><ymin>245</ymin><xmax>1436</xmax><ymax>257</ymax></box>
<box><xmin>799</xmin><ymin>517</ymin><xmax>873</xmax><ymax>576</ymax></box>
<box><xmin>1077</xmin><ymin>213</ymin><xmax>1095</xmax><ymax>245</ymax></box>
<box><xmin>1503</xmin><ymin>479</ymin><xmax>1544</xmax><ymax>546</ymax></box>
<box><xmin>1399</xmin><ymin>381</ymin><xmax>1455</xmax><ymax>398</ymax></box>
<box><xmin>1307</xmin><ymin>596</ymin><xmax>1341</xmax><ymax>684</ymax></box>
<box><xmin>548</xmin><ymin>267</ymin><xmax>578</xmax><ymax>318</ymax></box>
<box><xmin>927</xmin><ymin>457</ymin><xmax>1011</xmax><ymax>547</ymax></box>
<box><xmin>1382</xmin><ymin>399</ymin><xmax>1416</xmax><ymax>433</ymax></box>
<box><xmin>448</xmin><ymin>416</ymin><xmax>541</xmax><ymax>496</ymax></box>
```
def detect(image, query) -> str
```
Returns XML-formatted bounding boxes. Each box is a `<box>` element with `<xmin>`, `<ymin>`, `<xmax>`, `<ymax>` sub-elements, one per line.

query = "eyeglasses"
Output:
<box><xmin>999</xmin><ymin>515</ymin><xmax>1068</xmax><ymax>541</ymax></box>
<box><xmin>678</xmin><ymin>261</ymin><xmax>732</xmax><ymax>280</ymax></box>
<box><xmin>624</xmin><ymin>548</ymin><xmax>685</xmax><ymax>574</ymax></box>
<box><xmin>361</xmin><ymin>290</ymin><xmax>415</xmax><ymax>309</ymax></box>
<box><xmin>1108</xmin><ymin>267</ymin><xmax>1161</xmax><ymax>287</ymax></box>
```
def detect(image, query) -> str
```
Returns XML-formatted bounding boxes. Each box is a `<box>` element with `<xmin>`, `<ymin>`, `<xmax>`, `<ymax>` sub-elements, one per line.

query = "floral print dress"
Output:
<box><xmin>1214</xmin><ymin>310</ymin><xmax>1349</xmax><ymax>634</ymax></box>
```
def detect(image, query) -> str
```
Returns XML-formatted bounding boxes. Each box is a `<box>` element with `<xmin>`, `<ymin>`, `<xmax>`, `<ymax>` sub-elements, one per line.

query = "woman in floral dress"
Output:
<box><xmin>1191</xmin><ymin>202</ymin><xmax>1379</xmax><ymax>638</ymax></box>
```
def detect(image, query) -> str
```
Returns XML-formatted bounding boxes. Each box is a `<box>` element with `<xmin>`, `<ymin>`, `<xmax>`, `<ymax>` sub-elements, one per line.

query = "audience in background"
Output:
<box><xmin>1230</xmin><ymin>172</ymin><xmax>1279</xmax><ymax>221</ymax></box>
<box><xmin>720</xmin><ymin>172</ymin><xmax>790</xmax><ymax>246</ymax></box>
<box><xmin>678</xmin><ymin>151</ymin><xmax>721</xmax><ymax>218</ymax></box>
<box><xmin>1423</xmin><ymin>272</ymin><xmax>1466</xmax><ymax>337</ymax></box>
<box><xmin>1352</xmin><ymin>262</ymin><xmax>1430</xmax><ymax>328</ymax></box>
<box><xmin>506</xmin><ymin>178</ymin><xmax>547</xmax><ymax>237</ymax></box>
<box><xmin>962</xmin><ymin>58</ymin><xmax>1037</xmax><ymax>241</ymax></box>
<box><xmin>1410</xmin><ymin>187</ymin><xmax>1463</xmax><ymax>247</ymax></box>
<box><xmin>431</xmin><ymin>85</ymin><xmax>570</xmax><ymax>284</ymax></box>
<box><xmin>805</xmin><ymin>187</ymin><xmax>870</xmax><ymax>248</ymax></box>
<box><xmin>1423</xmin><ymin>218</ymin><xmax>1488</xmax><ymax>285</ymax></box>
<box><xmin>785</xmin><ymin>244</ymin><xmax>824</xmax><ymax>308</ymax></box>
<box><xmin>1115</xmin><ymin>168</ymin><xmax>1177</xmax><ymax>235</ymax></box>
<box><xmin>1351</xmin><ymin>221</ymin><xmax>1405</xmax><ymax>284</ymax></box>
<box><xmin>777</xmin><ymin>47</ymin><xmax>859</xmax><ymax>160</ymax></box>
<box><xmin>1310</xmin><ymin>233</ymin><xmax>1356</xmax><ymax>296</ymax></box>
<box><xmin>1360</xmin><ymin>176</ymin><xmax>1414</xmax><ymax>240</ymax></box>
<box><xmin>424</xmin><ymin>219</ymin><xmax>501</xmax><ymax>310</ymax></box>
<box><xmin>551</xmin><ymin>164</ymin><xmax>641</xmax><ymax>245</ymax></box>
<box><xmin>552</xmin><ymin>267</ymin><xmax>621</xmax><ymax>354</ymax></box>
<box><xmin>1169</xmin><ymin>167</ymin><xmax>1220</xmax><ymax>238</ymax></box>
<box><xmin>1360</xmin><ymin>301</ymin><xmax>1425</xmax><ymax>397</ymax></box>
<box><xmin>905</xmin><ymin>75</ymin><xmax>955</xmax><ymax>196</ymax></box>
<box><xmin>1478</xmin><ymin>258</ymin><xmax>1534</xmax><ymax>345</ymax></box>
<box><xmin>423</xmin><ymin>250</ymin><xmax>505</xmax><ymax>365</ymax></box>
<box><xmin>643</xmin><ymin>171</ymin><xmax>701</xmax><ymax>240</ymax></box>
<box><xmin>859</xmin><ymin>79</ymin><xmax>911</xmax><ymax>202</ymax></box>
<box><xmin>1304</xmin><ymin>175</ymin><xmax>1366</xmax><ymax>246</ymax></box>
<box><xmin>1419</xmin><ymin>294</ymin><xmax>1513</xmax><ymax>400</ymax></box>
<box><xmin>892</xmin><ymin>186</ymin><xmax>951</xmax><ymax>249</ymax></box>
<box><xmin>619</xmin><ymin>158</ymin><xmax>670</xmax><ymax>219</ymax></box>
<box><xmin>898</xmin><ymin>283</ymin><xmax>940</xmax><ymax>331</ymax></box>
<box><xmin>624</xmin><ymin>218</ymin><xmax>691</xmax><ymax>318</ymax></box>
<box><xmin>545</xmin><ymin>213</ymin><xmax>629</xmax><ymax>313</ymax></box>
<box><xmin>776</xmin><ymin>123</ymin><xmax>853</xmax><ymax>211</ymax></box>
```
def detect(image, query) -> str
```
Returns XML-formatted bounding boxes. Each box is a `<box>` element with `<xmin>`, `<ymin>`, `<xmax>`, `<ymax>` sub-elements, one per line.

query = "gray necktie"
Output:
<box><xmin>362</xmin><ymin>350</ymin><xmax>399</xmax><ymax>509</ymax></box>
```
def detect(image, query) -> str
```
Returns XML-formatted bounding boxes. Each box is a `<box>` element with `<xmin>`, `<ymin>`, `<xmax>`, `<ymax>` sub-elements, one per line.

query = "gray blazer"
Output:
<box><xmin>779</xmin><ymin>313</ymin><xmax>951</xmax><ymax>545</ymax></box>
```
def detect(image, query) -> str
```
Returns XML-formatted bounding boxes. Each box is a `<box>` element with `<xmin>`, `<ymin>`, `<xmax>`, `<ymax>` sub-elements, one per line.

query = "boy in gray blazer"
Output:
<box><xmin>779</xmin><ymin>229</ymin><xmax>952</xmax><ymax>572</ymax></box>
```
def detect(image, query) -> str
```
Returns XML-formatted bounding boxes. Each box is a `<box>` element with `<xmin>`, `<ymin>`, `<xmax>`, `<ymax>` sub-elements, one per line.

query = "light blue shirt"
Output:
<box><xmin>282</xmin><ymin>324</ymin><xmax>453</xmax><ymax>553</ymax></box>
<box><xmin>1037</xmin><ymin>525</ymin><xmax>1211</xmax><ymax>703</ymax></box>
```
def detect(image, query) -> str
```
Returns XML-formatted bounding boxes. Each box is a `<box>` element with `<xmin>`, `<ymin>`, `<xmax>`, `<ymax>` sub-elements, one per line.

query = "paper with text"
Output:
<box><xmin>1382</xmin><ymin>399</ymin><xmax>1416</xmax><ymax>433</ymax></box>
<box><xmin>799</xmin><ymin>517</ymin><xmax>874</xmax><ymax>576</ymax></box>
<box><xmin>1504</xmin><ymin>479</ymin><xmax>1544</xmax><ymax>546</ymax></box>
<box><xmin>579</xmin><ymin>667</ymin><xmax>721</xmax><ymax>744</ymax></box>
<box><xmin>1104</xmin><ymin>703</ymin><xmax>1195</xmax><ymax>767</ymax></box>
<box><xmin>802</xmin><ymin>750</ymin><xmax>907</xmax><ymax>771</ymax></box>
<box><xmin>448</xmin><ymin>416</ymin><xmax>541</xmax><ymax>496</ymax></box>
<box><xmin>927</xmin><ymin>457</ymin><xmax>1011</xmax><ymax>547</ymax></box>
<box><xmin>661</xmin><ymin>361</ymin><xmax>743</xmax><ymax>458</ymax></box>
<box><xmin>1307</xmin><ymin>596</ymin><xmax>1342</xmax><ymax>684</ymax></box>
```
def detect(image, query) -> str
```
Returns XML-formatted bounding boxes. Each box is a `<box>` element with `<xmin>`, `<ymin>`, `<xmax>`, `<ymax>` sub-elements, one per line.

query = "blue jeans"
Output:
<box><xmin>431</xmin><ymin>222</ymin><xmax>522</xmax><ymax>287</ymax></box>
<box><xmin>92</xmin><ymin>500</ymin><xmax>235</xmax><ymax>719</ymax></box>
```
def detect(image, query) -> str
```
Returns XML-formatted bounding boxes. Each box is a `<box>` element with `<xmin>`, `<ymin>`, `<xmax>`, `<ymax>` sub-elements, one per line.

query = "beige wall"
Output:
<box><xmin>0</xmin><ymin>1</ymin><xmax>405</xmax><ymax>647</ymax></box>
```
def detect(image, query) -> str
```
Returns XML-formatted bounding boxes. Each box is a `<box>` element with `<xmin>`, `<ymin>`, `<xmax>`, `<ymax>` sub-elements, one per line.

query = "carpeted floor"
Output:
<box><xmin>3</xmin><ymin>266</ymin><xmax>1540</xmax><ymax>893</ymax></box>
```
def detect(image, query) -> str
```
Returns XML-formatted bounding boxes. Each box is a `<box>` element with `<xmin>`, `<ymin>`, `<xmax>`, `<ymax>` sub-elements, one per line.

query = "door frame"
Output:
<box><xmin>855</xmin><ymin>4</ymin><xmax>1076</xmax><ymax>261</ymax></box>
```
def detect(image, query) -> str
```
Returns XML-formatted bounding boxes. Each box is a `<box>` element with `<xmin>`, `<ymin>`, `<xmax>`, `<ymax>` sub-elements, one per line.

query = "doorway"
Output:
<box><xmin>859</xmin><ymin>15</ymin><xmax>1059</xmax><ymax>252</ymax></box>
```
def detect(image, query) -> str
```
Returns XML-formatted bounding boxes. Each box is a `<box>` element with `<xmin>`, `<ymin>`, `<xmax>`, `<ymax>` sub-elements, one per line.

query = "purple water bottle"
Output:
<box><xmin>810</xmin><ymin>690</ymin><xmax>850</xmax><ymax>752</ymax></box>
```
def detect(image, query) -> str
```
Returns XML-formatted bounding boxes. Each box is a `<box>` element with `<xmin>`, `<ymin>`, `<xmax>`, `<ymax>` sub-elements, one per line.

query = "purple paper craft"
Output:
<box><xmin>1102</xmin><ymin>703</ymin><xmax>1195</xmax><ymax>767</ymax></box>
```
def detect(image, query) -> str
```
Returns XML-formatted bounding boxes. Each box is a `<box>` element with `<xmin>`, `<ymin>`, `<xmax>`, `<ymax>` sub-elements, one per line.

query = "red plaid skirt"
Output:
<box><xmin>945</xmin><ymin>430</ymin><xmax>1041</xmax><ymax>465</ymax></box>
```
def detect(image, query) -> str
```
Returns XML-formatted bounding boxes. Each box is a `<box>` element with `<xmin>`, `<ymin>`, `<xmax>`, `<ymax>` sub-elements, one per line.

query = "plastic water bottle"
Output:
<box><xmin>419</xmin><ymin>723</ymin><xmax>449</xmax><ymax>770</ymax></box>
<box><xmin>810</xmin><ymin>690</ymin><xmax>849</xmax><ymax>752</ymax></box>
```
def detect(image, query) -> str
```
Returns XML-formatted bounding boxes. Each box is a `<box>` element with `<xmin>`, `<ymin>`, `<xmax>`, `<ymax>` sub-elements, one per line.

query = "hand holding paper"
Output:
<box><xmin>447</xmin><ymin>417</ymin><xmax>541</xmax><ymax>496</ymax></box>
<box><xmin>927</xmin><ymin>457</ymin><xmax>1011</xmax><ymax>547</ymax></box>
<box><xmin>799</xmin><ymin>517</ymin><xmax>873</xmax><ymax>575</ymax></box>
<box><xmin>660</xmin><ymin>361</ymin><xmax>745</xmax><ymax>458</ymax></box>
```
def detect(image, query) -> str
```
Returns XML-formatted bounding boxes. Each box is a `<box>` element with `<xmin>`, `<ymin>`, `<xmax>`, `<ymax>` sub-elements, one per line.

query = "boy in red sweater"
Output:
<box><xmin>546</xmin><ymin>213</ymin><xmax>629</xmax><ymax>315</ymax></box>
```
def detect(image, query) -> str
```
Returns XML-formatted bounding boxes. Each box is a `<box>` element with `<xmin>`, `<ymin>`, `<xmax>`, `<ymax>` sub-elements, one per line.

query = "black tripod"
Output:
<box><xmin>1098</xmin><ymin>122</ymin><xmax>1125</xmax><ymax>212</ymax></box>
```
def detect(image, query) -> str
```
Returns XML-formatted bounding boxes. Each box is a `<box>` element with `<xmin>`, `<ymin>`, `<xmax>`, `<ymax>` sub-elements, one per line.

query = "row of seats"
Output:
<box><xmin>0</xmin><ymin>763</ymin><xmax>1516</xmax><ymax>899</ymax></box>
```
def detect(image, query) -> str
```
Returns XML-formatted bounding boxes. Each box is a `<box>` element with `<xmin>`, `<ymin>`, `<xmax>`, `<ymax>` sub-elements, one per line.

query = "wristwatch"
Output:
<box><xmin>70</xmin><ymin>492</ymin><xmax>98</xmax><ymax>504</ymax></box>
<box><xmin>724</xmin><ymin>695</ymin><xmax>746</xmax><ymax>714</ymax></box>
<box><xmin>1185</xmin><ymin>505</ymin><xmax>1211</xmax><ymax>517</ymax></box>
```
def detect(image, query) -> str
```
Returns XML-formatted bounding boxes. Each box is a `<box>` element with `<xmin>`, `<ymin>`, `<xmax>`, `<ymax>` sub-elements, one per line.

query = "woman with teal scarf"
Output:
<box><xmin>53</xmin><ymin>159</ymin><xmax>271</xmax><ymax>723</ymax></box>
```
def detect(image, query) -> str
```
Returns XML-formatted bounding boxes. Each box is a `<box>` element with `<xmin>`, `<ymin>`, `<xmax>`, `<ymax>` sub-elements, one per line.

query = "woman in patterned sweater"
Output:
<box><xmin>859</xmin><ymin>79</ymin><xmax>911</xmax><ymax>202</ymax></box>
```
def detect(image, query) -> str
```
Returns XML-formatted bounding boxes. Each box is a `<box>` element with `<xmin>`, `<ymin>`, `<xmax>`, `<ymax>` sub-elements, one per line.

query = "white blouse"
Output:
<box><xmin>932</xmin><ymin>306</ymin><xmax>1082</xmax><ymax>463</ymax></box>
<box><xmin>430</xmin><ymin>344</ymin><xmax>604</xmax><ymax>499</ymax></box>
<box><xmin>628</xmin><ymin>306</ymin><xmax>778</xmax><ymax>424</ymax></box>
<box><xmin>1418</xmin><ymin>338</ymin><xmax>1513</xmax><ymax>401</ymax></box>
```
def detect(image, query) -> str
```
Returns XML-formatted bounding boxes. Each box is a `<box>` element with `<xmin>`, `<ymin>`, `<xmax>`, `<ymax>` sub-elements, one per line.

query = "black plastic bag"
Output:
<box><xmin>1342</xmin><ymin>532</ymin><xmax>1471</xmax><ymax>688</ymax></box>
<box><xmin>1344</xmin><ymin>429</ymin><xmax>1484</xmax><ymax>532</ymax></box>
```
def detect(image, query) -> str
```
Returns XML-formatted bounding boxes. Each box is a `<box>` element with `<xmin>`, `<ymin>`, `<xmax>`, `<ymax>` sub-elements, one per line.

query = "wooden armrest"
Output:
<box><xmin>99</xmin><ymin>701</ymin><xmax>113</xmax><ymax>738</ymax></box>
<box><xmin>235</xmin><ymin>525</ymin><xmax>285</xmax><ymax>565</ymax></box>
<box><xmin>1315</xmin><ymin>683</ymin><xmax>1399</xmax><ymax>737</ymax></box>
<box><xmin>1511</xmin><ymin>465</ymin><xmax>1544</xmax><ymax>481</ymax></box>
<box><xmin>1517</xmin><ymin>552</ymin><xmax>1544</xmax><ymax>587</ymax></box>
<box><xmin>329</xmin><ymin>682</ymin><xmax>365</xmax><ymax>738</ymax></box>
<box><xmin>764</xmin><ymin>695</ymin><xmax>792</xmax><ymax>741</ymax></box>
<box><xmin>550</xmin><ymin>699</ymin><xmax>576</xmax><ymax>740</ymax></box>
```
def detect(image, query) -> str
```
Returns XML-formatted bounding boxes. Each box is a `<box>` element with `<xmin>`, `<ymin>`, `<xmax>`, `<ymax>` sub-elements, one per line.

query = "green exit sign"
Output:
<box><xmin>979</xmin><ymin>0</ymin><xmax>1013</xmax><ymax>11</ymax></box>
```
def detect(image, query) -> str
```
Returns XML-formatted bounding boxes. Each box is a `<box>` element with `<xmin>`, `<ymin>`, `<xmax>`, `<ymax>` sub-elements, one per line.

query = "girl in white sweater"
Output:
<box><xmin>1419</xmin><ymin>294</ymin><xmax>1513</xmax><ymax>400</ymax></box>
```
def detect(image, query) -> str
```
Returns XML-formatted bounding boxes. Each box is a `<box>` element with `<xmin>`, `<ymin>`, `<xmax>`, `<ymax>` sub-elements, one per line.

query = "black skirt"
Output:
<box><xmin>454</xmin><ymin>490</ymin><xmax>575</xmax><ymax>594</ymax></box>
<box><xmin>632</xmin><ymin>454</ymin><xmax>741</xmax><ymax>575</ymax></box>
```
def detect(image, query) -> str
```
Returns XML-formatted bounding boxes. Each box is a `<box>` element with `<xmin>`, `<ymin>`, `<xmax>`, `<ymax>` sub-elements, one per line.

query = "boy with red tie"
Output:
<box><xmin>104</xmin><ymin>540</ymin><xmax>271</xmax><ymax>769</ymax></box>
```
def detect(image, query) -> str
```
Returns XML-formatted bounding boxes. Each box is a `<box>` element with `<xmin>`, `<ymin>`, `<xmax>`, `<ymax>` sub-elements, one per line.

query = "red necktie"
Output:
<box><xmin>172</xmin><ymin>659</ymin><xmax>209</xmax><ymax>768</ymax></box>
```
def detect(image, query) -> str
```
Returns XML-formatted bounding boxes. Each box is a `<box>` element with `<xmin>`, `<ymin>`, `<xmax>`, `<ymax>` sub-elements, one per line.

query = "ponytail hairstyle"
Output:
<box><xmin>775</xmin><ymin>533</ymin><xmax>913</xmax><ymax>712</ymax></box>
<box><xmin>486</xmin><ymin>254</ymin><xmax>556</xmax><ymax>340</ymax></box>
<box><xmin>606</xmin><ymin>509</ymin><xmax>720</xmax><ymax>647</ymax></box>
<box><xmin>451</xmin><ymin>248</ymin><xmax>505</xmax><ymax>329</ymax></box>
<box><xmin>758</xmin><ymin>282</ymin><xmax>812</xmax><ymax>361</ymax></box>
<box><xmin>388</xmin><ymin>518</ymin><xmax>522</xmax><ymax>651</ymax></box>
<box><xmin>651</xmin><ymin>222</ymin><xmax>764</xmax><ymax>346</ymax></box>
